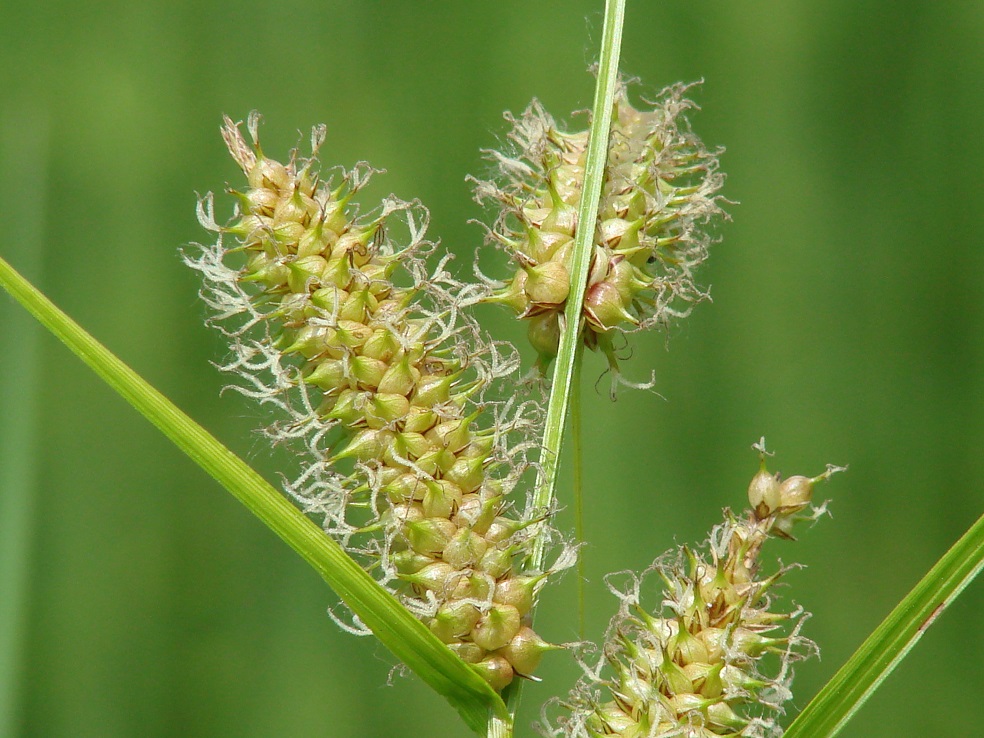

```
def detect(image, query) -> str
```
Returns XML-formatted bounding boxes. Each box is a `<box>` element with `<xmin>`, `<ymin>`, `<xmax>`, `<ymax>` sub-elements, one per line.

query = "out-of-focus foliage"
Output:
<box><xmin>1</xmin><ymin>2</ymin><xmax>981</xmax><ymax>736</ymax></box>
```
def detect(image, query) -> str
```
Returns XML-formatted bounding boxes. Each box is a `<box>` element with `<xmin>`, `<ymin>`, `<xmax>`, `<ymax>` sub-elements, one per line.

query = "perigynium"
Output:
<box><xmin>185</xmin><ymin>114</ymin><xmax>573</xmax><ymax>690</ymax></box>
<box><xmin>473</xmin><ymin>80</ymin><xmax>725</xmax><ymax>379</ymax></box>
<box><xmin>540</xmin><ymin>443</ymin><xmax>843</xmax><ymax>738</ymax></box>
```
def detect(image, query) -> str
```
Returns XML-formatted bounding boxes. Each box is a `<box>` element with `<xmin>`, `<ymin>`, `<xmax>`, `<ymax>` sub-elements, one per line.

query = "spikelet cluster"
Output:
<box><xmin>474</xmin><ymin>82</ymin><xmax>725</xmax><ymax>372</ymax></box>
<box><xmin>186</xmin><ymin>114</ymin><xmax>570</xmax><ymax>690</ymax></box>
<box><xmin>543</xmin><ymin>444</ymin><xmax>842</xmax><ymax>737</ymax></box>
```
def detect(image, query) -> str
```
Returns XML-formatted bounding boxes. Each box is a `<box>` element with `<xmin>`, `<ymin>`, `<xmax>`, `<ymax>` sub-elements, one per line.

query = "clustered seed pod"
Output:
<box><xmin>474</xmin><ymin>81</ymin><xmax>725</xmax><ymax>372</ymax></box>
<box><xmin>186</xmin><ymin>114</ymin><xmax>571</xmax><ymax>690</ymax></box>
<box><xmin>542</xmin><ymin>444</ymin><xmax>843</xmax><ymax>738</ymax></box>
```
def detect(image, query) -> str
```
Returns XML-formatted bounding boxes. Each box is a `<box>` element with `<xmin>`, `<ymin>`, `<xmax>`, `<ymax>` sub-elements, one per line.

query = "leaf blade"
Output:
<box><xmin>786</xmin><ymin>510</ymin><xmax>984</xmax><ymax>737</ymax></box>
<box><xmin>0</xmin><ymin>254</ymin><xmax>507</xmax><ymax>734</ymax></box>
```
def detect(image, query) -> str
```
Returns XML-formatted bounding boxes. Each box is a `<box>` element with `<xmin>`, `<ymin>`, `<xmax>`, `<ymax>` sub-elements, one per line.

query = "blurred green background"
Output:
<box><xmin>1</xmin><ymin>1</ymin><xmax>982</xmax><ymax>736</ymax></box>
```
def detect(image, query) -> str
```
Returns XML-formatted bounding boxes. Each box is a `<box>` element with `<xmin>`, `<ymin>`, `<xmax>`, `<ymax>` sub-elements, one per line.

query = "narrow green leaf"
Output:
<box><xmin>0</xmin><ymin>254</ymin><xmax>507</xmax><ymax>735</ymax></box>
<box><xmin>497</xmin><ymin>0</ymin><xmax>627</xmax><ymax>731</ymax></box>
<box><xmin>786</xmin><ymin>510</ymin><xmax>984</xmax><ymax>737</ymax></box>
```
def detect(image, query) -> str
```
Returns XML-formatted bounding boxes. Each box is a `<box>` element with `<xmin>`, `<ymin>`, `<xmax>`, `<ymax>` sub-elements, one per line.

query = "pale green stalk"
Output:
<box><xmin>497</xmin><ymin>1</ymin><xmax>626</xmax><ymax>733</ymax></box>
<box><xmin>0</xmin><ymin>254</ymin><xmax>508</xmax><ymax>736</ymax></box>
<box><xmin>528</xmin><ymin>0</ymin><xmax>625</xmax><ymax>572</ymax></box>
<box><xmin>572</xmin><ymin>344</ymin><xmax>586</xmax><ymax>640</ymax></box>
<box><xmin>0</xmin><ymin>106</ymin><xmax>47</xmax><ymax>738</ymax></box>
<box><xmin>785</xmin><ymin>508</ymin><xmax>984</xmax><ymax>737</ymax></box>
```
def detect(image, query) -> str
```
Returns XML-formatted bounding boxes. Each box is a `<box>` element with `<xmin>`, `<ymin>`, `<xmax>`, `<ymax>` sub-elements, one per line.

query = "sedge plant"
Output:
<box><xmin>2</xmin><ymin>1</ymin><xmax>983</xmax><ymax>736</ymax></box>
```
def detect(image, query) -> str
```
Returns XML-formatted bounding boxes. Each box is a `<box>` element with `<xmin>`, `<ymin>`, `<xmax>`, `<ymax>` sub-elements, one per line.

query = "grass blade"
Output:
<box><xmin>785</xmin><ymin>510</ymin><xmax>984</xmax><ymax>737</ymax></box>
<box><xmin>0</xmin><ymin>254</ymin><xmax>507</xmax><ymax>735</ymax></box>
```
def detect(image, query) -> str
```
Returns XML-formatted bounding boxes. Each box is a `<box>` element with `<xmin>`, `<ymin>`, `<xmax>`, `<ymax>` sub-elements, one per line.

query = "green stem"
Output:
<box><xmin>0</xmin><ymin>254</ymin><xmax>507</xmax><ymax>736</ymax></box>
<box><xmin>572</xmin><ymin>344</ymin><xmax>586</xmax><ymax>639</ymax></box>
<box><xmin>0</xmin><ymin>109</ymin><xmax>47</xmax><ymax>738</ymax></box>
<box><xmin>500</xmin><ymin>0</ymin><xmax>626</xmax><ymax>728</ymax></box>
<box><xmin>529</xmin><ymin>0</ymin><xmax>625</xmax><ymax>573</ymax></box>
<box><xmin>786</xmin><ymin>509</ymin><xmax>984</xmax><ymax>737</ymax></box>
<box><xmin>486</xmin><ymin>713</ymin><xmax>513</xmax><ymax>738</ymax></box>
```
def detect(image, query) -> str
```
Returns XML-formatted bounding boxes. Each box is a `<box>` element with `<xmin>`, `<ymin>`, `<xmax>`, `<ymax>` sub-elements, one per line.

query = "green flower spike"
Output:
<box><xmin>542</xmin><ymin>441</ymin><xmax>843</xmax><ymax>737</ymax></box>
<box><xmin>474</xmin><ymin>81</ymin><xmax>726</xmax><ymax>377</ymax></box>
<box><xmin>185</xmin><ymin>114</ymin><xmax>574</xmax><ymax>689</ymax></box>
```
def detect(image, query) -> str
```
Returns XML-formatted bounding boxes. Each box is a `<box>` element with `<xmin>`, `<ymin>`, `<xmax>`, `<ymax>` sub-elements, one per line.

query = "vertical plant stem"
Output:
<box><xmin>486</xmin><ymin>713</ymin><xmax>513</xmax><ymax>738</ymax></box>
<box><xmin>528</xmin><ymin>0</ymin><xmax>625</xmax><ymax>570</ymax></box>
<box><xmin>0</xmin><ymin>107</ymin><xmax>47</xmax><ymax>738</ymax></box>
<box><xmin>497</xmin><ymin>0</ymin><xmax>626</xmax><ymax>731</ymax></box>
<box><xmin>572</xmin><ymin>344</ymin><xmax>586</xmax><ymax>639</ymax></box>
